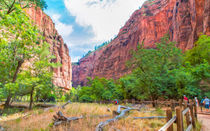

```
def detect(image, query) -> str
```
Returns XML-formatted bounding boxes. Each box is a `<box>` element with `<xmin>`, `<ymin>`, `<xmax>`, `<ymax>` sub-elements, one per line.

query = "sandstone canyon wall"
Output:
<box><xmin>26</xmin><ymin>8</ymin><xmax>72</xmax><ymax>90</ymax></box>
<box><xmin>72</xmin><ymin>0</ymin><xmax>210</xmax><ymax>87</ymax></box>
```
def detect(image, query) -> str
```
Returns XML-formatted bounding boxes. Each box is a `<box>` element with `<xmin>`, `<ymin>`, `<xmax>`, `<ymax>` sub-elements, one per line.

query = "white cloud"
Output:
<box><xmin>52</xmin><ymin>14</ymin><xmax>73</xmax><ymax>39</ymax></box>
<box><xmin>64</xmin><ymin>0</ymin><xmax>145</xmax><ymax>42</ymax></box>
<box><xmin>71</xmin><ymin>56</ymin><xmax>82</xmax><ymax>62</ymax></box>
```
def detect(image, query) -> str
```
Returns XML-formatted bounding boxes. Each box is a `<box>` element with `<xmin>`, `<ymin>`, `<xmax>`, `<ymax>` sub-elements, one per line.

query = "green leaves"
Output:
<box><xmin>76</xmin><ymin>35</ymin><xmax>209</xmax><ymax>101</ymax></box>
<box><xmin>77</xmin><ymin>77</ymin><xmax>123</xmax><ymax>102</ymax></box>
<box><xmin>0</xmin><ymin>7</ymin><xmax>58</xmax><ymax>107</ymax></box>
<box><xmin>185</xmin><ymin>35</ymin><xmax>210</xmax><ymax>65</ymax></box>
<box><xmin>128</xmin><ymin>35</ymin><xmax>183</xmax><ymax>100</ymax></box>
<box><xmin>0</xmin><ymin>0</ymin><xmax>47</xmax><ymax>14</ymax></box>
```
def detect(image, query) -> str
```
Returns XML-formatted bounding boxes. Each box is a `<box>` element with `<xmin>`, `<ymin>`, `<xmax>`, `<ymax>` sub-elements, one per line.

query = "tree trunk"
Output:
<box><xmin>4</xmin><ymin>60</ymin><xmax>24</xmax><ymax>108</ymax></box>
<box><xmin>29</xmin><ymin>87</ymin><xmax>35</xmax><ymax>110</ymax></box>
<box><xmin>4</xmin><ymin>96</ymin><xmax>11</xmax><ymax>108</ymax></box>
<box><xmin>12</xmin><ymin>60</ymin><xmax>24</xmax><ymax>83</ymax></box>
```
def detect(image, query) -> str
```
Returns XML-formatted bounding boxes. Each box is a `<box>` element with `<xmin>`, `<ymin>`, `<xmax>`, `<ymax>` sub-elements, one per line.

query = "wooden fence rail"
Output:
<box><xmin>158</xmin><ymin>101</ymin><xmax>197</xmax><ymax>131</ymax></box>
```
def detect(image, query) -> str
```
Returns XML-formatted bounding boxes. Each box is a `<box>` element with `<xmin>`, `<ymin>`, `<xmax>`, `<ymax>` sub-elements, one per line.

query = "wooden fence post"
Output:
<box><xmin>184</xmin><ymin>102</ymin><xmax>190</xmax><ymax>127</ymax></box>
<box><xmin>179</xmin><ymin>99</ymin><xmax>182</xmax><ymax>109</ymax></box>
<box><xmin>166</xmin><ymin>108</ymin><xmax>173</xmax><ymax>131</ymax></box>
<box><xmin>176</xmin><ymin>107</ymin><xmax>183</xmax><ymax>131</ymax></box>
<box><xmin>171</xmin><ymin>100</ymin><xmax>175</xmax><ymax>111</ymax></box>
<box><xmin>189</xmin><ymin>99</ymin><xmax>192</xmax><ymax>104</ymax></box>
<box><xmin>190</xmin><ymin>104</ymin><xmax>196</xmax><ymax>128</ymax></box>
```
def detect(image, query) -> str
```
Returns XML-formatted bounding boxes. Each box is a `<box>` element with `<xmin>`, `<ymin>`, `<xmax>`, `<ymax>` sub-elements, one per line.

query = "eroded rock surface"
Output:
<box><xmin>26</xmin><ymin>8</ymin><xmax>72</xmax><ymax>90</ymax></box>
<box><xmin>72</xmin><ymin>0</ymin><xmax>210</xmax><ymax>87</ymax></box>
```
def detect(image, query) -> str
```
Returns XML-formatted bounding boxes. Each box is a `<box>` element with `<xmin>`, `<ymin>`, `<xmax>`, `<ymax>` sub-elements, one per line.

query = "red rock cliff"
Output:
<box><xmin>26</xmin><ymin>8</ymin><xmax>72</xmax><ymax>90</ymax></box>
<box><xmin>72</xmin><ymin>0</ymin><xmax>210</xmax><ymax>87</ymax></box>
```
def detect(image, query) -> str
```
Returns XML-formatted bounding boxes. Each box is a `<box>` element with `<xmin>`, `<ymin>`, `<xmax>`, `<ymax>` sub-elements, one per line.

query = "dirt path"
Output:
<box><xmin>198</xmin><ymin>113</ymin><xmax>210</xmax><ymax>131</ymax></box>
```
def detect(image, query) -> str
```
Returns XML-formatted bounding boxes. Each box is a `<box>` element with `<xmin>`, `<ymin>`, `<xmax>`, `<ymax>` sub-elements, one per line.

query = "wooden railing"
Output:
<box><xmin>159</xmin><ymin>101</ymin><xmax>197</xmax><ymax>131</ymax></box>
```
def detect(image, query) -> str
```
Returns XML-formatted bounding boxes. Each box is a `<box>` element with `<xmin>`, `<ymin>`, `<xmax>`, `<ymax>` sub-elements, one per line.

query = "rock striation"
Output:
<box><xmin>72</xmin><ymin>0</ymin><xmax>210</xmax><ymax>87</ymax></box>
<box><xmin>26</xmin><ymin>8</ymin><xmax>72</xmax><ymax>90</ymax></box>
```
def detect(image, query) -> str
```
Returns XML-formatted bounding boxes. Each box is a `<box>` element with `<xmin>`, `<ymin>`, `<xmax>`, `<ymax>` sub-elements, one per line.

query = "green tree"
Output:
<box><xmin>129</xmin><ymin>35</ymin><xmax>184</xmax><ymax>100</ymax></box>
<box><xmin>0</xmin><ymin>6</ymin><xmax>41</xmax><ymax>107</ymax></box>
<box><xmin>77</xmin><ymin>77</ymin><xmax>123</xmax><ymax>102</ymax></box>
<box><xmin>184</xmin><ymin>35</ymin><xmax>210</xmax><ymax>98</ymax></box>
<box><xmin>0</xmin><ymin>6</ymin><xmax>57</xmax><ymax>109</ymax></box>
<box><xmin>0</xmin><ymin>0</ymin><xmax>47</xmax><ymax>14</ymax></box>
<box><xmin>20</xmin><ymin>42</ymin><xmax>56</xmax><ymax>109</ymax></box>
<box><xmin>185</xmin><ymin>35</ymin><xmax>210</xmax><ymax>65</ymax></box>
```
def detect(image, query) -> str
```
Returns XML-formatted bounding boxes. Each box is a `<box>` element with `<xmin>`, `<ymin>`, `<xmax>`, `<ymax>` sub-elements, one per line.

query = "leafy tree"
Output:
<box><xmin>0</xmin><ymin>6</ymin><xmax>42</xmax><ymax>107</ymax></box>
<box><xmin>0</xmin><ymin>6</ymin><xmax>57</xmax><ymax>109</ymax></box>
<box><xmin>184</xmin><ymin>35</ymin><xmax>210</xmax><ymax>98</ymax></box>
<box><xmin>77</xmin><ymin>77</ymin><xmax>123</xmax><ymax>102</ymax></box>
<box><xmin>129</xmin><ymin>35</ymin><xmax>184</xmax><ymax>100</ymax></box>
<box><xmin>21</xmin><ymin>42</ymin><xmax>56</xmax><ymax>109</ymax></box>
<box><xmin>118</xmin><ymin>75</ymin><xmax>139</xmax><ymax>99</ymax></box>
<box><xmin>78</xmin><ymin>86</ymin><xmax>94</xmax><ymax>102</ymax></box>
<box><xmin>185</xmin><ymin>35</ymin><xmax>210</xmax><ymax>65</ymax></box>
<box><xmin>76</xmin><ymin>35</ymin><xmax>209</xmax><ymax>102</ymax></box>
<box><xmin>0</xmin><ymin>0</ymin><xmax>47</xmax><ymax>14</ymax></box>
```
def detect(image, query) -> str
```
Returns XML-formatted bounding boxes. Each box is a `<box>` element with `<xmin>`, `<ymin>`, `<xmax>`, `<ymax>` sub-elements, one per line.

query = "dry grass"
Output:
<box><xmin>1</xmin><ymin>103</ymin><xmax>167</xmax><ymax>131</ymax></box>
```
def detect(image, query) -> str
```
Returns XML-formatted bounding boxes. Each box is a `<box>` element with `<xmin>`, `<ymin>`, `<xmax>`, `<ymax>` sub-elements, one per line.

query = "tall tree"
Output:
<box><xmin>0</xmin><ymin>5</ymin><xmax>48</xmax><ymax>107</ymax></box>
<box><xmin>185</xmin><ymin>35</ymin><xmax>210</xmax><ymax>65</ymax></box>
<box><xmin>184</xmin><ymin>35</ymin><xmax>210</xmax><ymax>98</ymax></box>
<box><xmin>129</xmin><ymin>35</ymin><xmax>183</xmax><ymax>100</ymax></box>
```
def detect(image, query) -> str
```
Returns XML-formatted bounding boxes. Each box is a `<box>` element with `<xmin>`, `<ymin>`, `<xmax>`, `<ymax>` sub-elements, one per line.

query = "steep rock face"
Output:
<box><xmin>26</xmin><ymin>8</ymin><xmax>72</xmax><ymax>90</ymax></box>
<box><xmin>72</xmin><ymin>0</ymin><xmax>210</xmax><ymax>87</ymax></box>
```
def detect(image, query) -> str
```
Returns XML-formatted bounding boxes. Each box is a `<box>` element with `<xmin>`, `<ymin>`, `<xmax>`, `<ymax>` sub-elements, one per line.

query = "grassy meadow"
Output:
<box><xmin>1</xmin><ymin>103</ymin><xmax>167</xmax><ymax>131</ymax></box>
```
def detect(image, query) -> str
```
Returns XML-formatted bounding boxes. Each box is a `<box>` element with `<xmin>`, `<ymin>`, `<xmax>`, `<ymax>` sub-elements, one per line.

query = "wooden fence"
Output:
<box><xmin>96</xmin><ymin>99</ymin><xmax>198</xmax><ymax>131</ymax></box>
<box><xmin>159</xmin><ymin>101</ymin><xmax>197</xmax><ymax>131</ymax></box>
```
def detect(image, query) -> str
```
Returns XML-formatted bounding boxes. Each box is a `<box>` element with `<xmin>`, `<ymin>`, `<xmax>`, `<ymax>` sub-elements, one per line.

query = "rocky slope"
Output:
<box><xmin>26</xmin><ymin>8</ymin><xmax>72</xmax><ymax>90</ymax></box>
<box><xmin>72</xmin><ymin>0</ymin><xmax>210</xmax><ymax>87</ymax></box>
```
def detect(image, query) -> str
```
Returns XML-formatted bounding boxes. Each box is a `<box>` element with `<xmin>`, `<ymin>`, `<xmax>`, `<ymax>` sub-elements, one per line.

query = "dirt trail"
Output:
<box><xmin>198</xmin><ymin>113</ymin><xmax>210</xmax><ymax>131</ymax></box>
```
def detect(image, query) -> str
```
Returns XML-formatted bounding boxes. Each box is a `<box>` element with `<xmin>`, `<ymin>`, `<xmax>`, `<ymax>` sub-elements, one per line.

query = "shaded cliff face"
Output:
<box><xmin>72</xmin><ymin>0</ymin><xmax>210</xmax><ymax>87</ymax></box>
<box><xmin>26</xmin><ymin>8</ymin><xmax>72</xmax><ymax>90</ymax></box>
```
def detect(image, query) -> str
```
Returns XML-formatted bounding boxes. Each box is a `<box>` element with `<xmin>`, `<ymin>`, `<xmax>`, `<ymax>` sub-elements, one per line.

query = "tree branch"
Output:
<box><xmin>7</xmin><ymin>0</ymin><xmax>16</xmax><ymax>14</ymax></box>
<box><xmin>2</xmin><ymin>0</ymin><xmax>10</xmax><ymax>8</ymax></box>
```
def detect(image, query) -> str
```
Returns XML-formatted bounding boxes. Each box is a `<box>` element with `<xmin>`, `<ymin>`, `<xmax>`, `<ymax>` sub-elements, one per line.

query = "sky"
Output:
<box><xmin>44</xmin><ymin>0</ymin><xmax>147</xmax><ymax>62</ymax></box>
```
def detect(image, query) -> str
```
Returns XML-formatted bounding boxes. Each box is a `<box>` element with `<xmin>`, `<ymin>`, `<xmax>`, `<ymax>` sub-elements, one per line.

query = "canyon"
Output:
<box><xmin>26</xmin><ymin>8</ymin><xmax>72</xmax><ymax>90</ymax></box>
<box><xmin>72</xmin><ymin>0</ymin><xmax>210</xmax><ymax>87</ymax></box>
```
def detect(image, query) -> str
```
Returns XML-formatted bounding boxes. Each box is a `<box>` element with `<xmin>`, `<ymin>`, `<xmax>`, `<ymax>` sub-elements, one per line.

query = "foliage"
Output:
<box><xmin>185</xmin><ymin>35</ymin><xmax>210</xmax><ymax>65</ymax></box>
<box><xmin>0</xmin><ymin>6</ymin><xmax>58</xmax><ymax>108</ymax></box>
<box><xmin>76</xmin><ymin>35</ymin><xmax>209</xmax><ymax>101</ymax></box>
<box><xmin>184</xmin><ymin>35</ymin><xmax>210</xmax><ymax>99</ymax></box>
<box><xmin>65</xmin><ymin>87</ymin><xmax>78</xmax><ymax>102</ymax></box>
<box><xmin>128</xmin><ymin>35</ymin><xmax>185</xmax><ymax>100</ymax></box>
<box><xmin>0</xmin><ymin>0</ymin><xmax>47</xmax><ymax>14</ymax></box>
<box><xmin>0</xmin><ymin>6</ymin><xmax>42</xmax><ymax>106</ymax></box>
<box><xmin>77</xmin><ymin>77</ymin><xmax>123</xmax><ymax>102</ymax></box>
<box><xmin>82</xmin><ymin>40</ymin><xmax>111</xmax><ymax>58</ymax></box>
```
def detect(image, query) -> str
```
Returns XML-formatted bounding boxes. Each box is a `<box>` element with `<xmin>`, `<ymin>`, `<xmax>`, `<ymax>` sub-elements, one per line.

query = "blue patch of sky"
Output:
<box><xmin>44</xmin><ymin>0</ymin><xmax>95</xmax><ymax>62</ymax></box>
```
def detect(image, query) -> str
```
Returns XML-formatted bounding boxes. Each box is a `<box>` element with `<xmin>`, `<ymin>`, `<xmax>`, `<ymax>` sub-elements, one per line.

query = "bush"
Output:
<box><xmin>79</xmin><ymin>95</ymin><xmax>93</xmax><ymax>103</ymax></box>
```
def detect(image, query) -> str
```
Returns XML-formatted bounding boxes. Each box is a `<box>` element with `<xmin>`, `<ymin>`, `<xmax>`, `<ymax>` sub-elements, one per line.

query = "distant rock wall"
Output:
<box><xmin>72</xmin><ymin>0</ymin><xmax>210</xmax><ymax>87</ymax></box>
<box><xmin>26</xmin><ymin>8</ymin><xmax>72</xmax><ymax>90</ymax></box>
